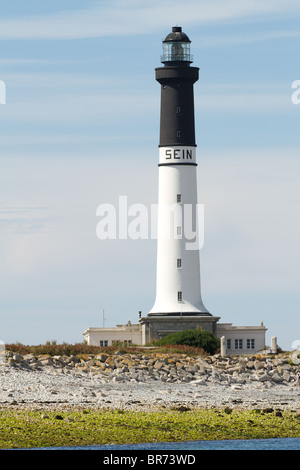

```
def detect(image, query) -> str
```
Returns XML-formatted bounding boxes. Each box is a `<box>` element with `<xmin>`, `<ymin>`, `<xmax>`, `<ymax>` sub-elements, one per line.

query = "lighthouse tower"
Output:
<box><xmin>141</xmin><ymin>27</ymin><xmax>219</xmax><ymax>343</ymax></box>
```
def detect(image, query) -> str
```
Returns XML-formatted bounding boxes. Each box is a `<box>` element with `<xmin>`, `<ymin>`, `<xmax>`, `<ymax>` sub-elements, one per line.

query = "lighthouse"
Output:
<box><xmin>84</xmin><ymin>26</ymin><xmax>267</xmax><ymax>353</ymax></box>
<box><xmin>141</xmin><ymin>26</ymin><xmax>219</xmax><ymax>343</ymax></box>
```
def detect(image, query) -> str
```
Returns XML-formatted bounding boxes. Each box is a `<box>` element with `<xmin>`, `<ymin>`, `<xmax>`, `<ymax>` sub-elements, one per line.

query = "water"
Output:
<box><xmin>32</xmin><ymin>437</ymin><xmax>300</xmax><ymax>450</ymax></box>
<box><xmin>91</xmin><ymin>437</ymin><xmax>300</xmax><ymax>450</ymax></box>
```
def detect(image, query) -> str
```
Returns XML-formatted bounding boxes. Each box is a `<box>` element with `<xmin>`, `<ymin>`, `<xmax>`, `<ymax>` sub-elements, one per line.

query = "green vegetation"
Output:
<box><xmin>154</xmin><ymin>329</ymin><xmax>220</xmax><ymax>355</ymax></box>
<box><xmin>0</xmin><ymin>408</ymin><xmax>299</xmax><ymax>449</ymax></box>
<box><xmin>6</xmin><ymin>342</ymin><xmax>107</xmax><ymax>357</ymax></box>
<box><xmin>5</xmin><ymin>342</ymin><xmax>208</xmax><ymax>357</ymax></box>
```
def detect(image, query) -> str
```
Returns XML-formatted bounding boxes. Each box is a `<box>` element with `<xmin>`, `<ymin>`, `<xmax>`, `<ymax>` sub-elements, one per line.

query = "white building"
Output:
<box><xmin>216</xmin><ymin>322</ymin><xmax>267</xmax><ymax>355</ymax></box>
<box><xmin>83</xmin><ymin>317</ymin><xmax>267</xmax><ymax>355</ymax></box>
<box><xmin>83</xmin><ymin>320</ymin><xmax>141</xmax><ymax>347</ymax></box>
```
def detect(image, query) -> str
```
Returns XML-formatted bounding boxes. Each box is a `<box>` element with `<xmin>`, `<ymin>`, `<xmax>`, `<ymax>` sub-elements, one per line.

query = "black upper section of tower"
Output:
<box><xmin>156</xmin><ymin>27</ymin><xmax>199</xmax><ymax>148</ymax></box>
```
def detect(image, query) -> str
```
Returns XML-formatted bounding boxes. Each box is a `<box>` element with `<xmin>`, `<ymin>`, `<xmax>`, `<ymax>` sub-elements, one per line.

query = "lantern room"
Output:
<box><xmin>161</xmin><ymin>26</ymin><xmax>193</xmax><ymax>64</ymax></box>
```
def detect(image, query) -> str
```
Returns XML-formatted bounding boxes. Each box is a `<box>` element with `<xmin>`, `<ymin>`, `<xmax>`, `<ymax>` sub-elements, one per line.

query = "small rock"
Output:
<box><xmin>191</xmin><ymin>379</ymin><xmax>207</xmax><ymax>386</ymax></box>
<box><xmin>254</xmin><ymin>360</ymin><xmax>265</xmax><ymax>370</ymax></box>
<box><xmin>171</xmin><ymin>405</ymin><xmax>191</xmax><ymax>412</ymax></box>
<box><xmin>97</xmin><ymin>354</ymin><xmax>109</xmax><ymax>362</ymax></box>
<box><xmin>263</xmin><ymin>408</ymin><xmax>274</xmax><ymax>414</ymax></box>
<box><xmin>271</xmin><ymin>373</ymin><xmax>283</xmax><ymax>383</ymax></box>
<box><xmin>257</xmin><ymin>373</ymin><xmax>270</xmax><ymax>382</ymax></box>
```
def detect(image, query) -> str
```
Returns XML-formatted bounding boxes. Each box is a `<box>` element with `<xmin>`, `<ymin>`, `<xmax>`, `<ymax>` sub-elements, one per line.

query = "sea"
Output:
<box><xmin>27</xmin><ymin>437</ymin><xmax>300</xmax><ymax>450</ymax></box>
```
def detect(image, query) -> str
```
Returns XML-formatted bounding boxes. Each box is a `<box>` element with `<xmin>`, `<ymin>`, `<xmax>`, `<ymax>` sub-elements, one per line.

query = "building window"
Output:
<box><xmin>176</xmin><ymin>105</ymin><xmax>182</xmax><ymax>116</ymax></box>
<box><xmin>177</xmin><ymin>193</ymin><xmax>182</xmax><ymax>203</ymax></box>
<box><xmin>176</xmin><ymin>129</ymin><xmax>182</xmax><ymax>140</ymax></box>
<box><xmin>177</xmin><ymin>226</ymin><xmax>182</xmax><ymax>236</ymax></box>
<box><xmin>177</xmin><ymin>291</ymin><xmax>182</xmax><ymax>302</ymax></box>
<box><xmin>100</xmin><ymin>340</ymin><xmax>108</xmax><ymax>347</ymax></box>
<box><xmin>226</xmin><ymin>339</ymin><xmax>231</xmax><ymax>350</ymax></box>
<box><xmin>177</xmin><ymin>258</ymin><xmax>182</xmax><ymax>268</ymax></box>
<box><xmin>234</xmin><ymin>339</ymin><xmax>243</xmax><ymax>350</ymax></box>
<box><xmin>247</xmin><ymin>339</ymin><xmax>255</xmax><ymax>349</ymax></box>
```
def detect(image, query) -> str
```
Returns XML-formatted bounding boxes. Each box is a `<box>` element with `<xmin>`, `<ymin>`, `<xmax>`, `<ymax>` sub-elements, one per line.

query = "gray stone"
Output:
<box><xmin>282</xmin><ymin>371</ymin><xmax>291</xmax><ymax>382</ymax></box>
<box><xmin>271</xmin><ymin>373</ymin><xmax>283</xmax><ymax>383</ymax></box>
<box><xmin>191</xmin><ymin>379</ymin><xmax>207</xmax><ymax>386</ymax></box>
<box><xmin>235</xmin><ymin>376</ymin><xmax>246</xmax><ymax>384</ymax></box>
<box><xmin>257</xmin><ymin>373</ymin><xmax>270</xmax><ymax>382</ymax></box>
<box><xmin>254</xmin><ymin>360</ymin><xmax>265</xmax><ymax>370</ymax></box>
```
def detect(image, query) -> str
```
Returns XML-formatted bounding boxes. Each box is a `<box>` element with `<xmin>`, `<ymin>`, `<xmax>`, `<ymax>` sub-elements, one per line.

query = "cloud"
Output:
<box><xmin>0</xmin><ymin>0</ymin><xmax>299</xmax><ymax>40</ymax></box>
<box><xmin>0</xmin><ymin>71</ymin><xmax>157</xmax><ymax>128</ymax></box>
<box><xmin>0</xmin><ymin>206</ymin><xmax>57</xmax><ymax>234</ymax></box>
<box><xmin>197</xmin><ymin>29</ymin><xmax>300</xmax><ymax>48</ymax></box>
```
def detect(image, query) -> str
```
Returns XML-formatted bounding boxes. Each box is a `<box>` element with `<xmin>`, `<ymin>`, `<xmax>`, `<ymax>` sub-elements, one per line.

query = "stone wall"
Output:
<box><xmin>2</xmin><ymin>350</ymin><xmax>299</xmax><ymax>386</ymax></box>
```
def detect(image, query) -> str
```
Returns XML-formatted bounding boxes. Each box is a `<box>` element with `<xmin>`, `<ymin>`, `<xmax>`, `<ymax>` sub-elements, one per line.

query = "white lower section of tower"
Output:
<box><xmin>149</xmin><ymin>146</ymin><xmax>209</xmax><ymax>316</ymax></box>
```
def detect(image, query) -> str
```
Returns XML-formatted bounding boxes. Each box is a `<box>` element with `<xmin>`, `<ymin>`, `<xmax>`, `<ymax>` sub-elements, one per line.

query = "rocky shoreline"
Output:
<box><xmin>1</xmin><ymin>351</ymin><xmax>300</xmax><ymax>412</ymax></box>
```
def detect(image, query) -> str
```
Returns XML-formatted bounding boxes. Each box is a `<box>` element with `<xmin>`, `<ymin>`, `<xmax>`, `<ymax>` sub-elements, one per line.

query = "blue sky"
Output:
<box><xmin>0</xmin><ymin>0</ymin><xmax>299</xmax><ymax>350</ymax></box>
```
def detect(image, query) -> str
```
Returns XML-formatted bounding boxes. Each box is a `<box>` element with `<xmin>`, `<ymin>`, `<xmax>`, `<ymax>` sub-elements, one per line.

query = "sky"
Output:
<box><xmin>0</xmin><ymin>0</ymin><xmax>299</xmax><ymax>350</ymax></box>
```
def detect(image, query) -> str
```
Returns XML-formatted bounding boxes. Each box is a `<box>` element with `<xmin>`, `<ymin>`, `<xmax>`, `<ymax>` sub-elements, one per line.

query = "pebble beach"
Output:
<box><xmin>1</xmin><ymin>351</ymin><xmax>300</xmax><ymax>412</ymax></box>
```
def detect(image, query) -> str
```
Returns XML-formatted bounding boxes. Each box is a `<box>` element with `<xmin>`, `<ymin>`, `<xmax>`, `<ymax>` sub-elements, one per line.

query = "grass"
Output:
<box><xmin>0</xmin><ymin>407</ymin><xmax>300</xmax><ymax>449</ymax></box>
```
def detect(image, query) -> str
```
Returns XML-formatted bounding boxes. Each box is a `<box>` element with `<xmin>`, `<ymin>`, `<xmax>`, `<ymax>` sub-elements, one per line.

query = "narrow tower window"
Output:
<box><xmin>177</xmin><ymin>194</ymin><xmax>182</xmax><ymax>203</ymax></box>
<box><xmin>177</xmin><ymin>291</ymin><xmax>182</xmax><ymax>302</ymax></box>
<box><xmin>176</xmin><ymin>226</ymin><xmax>182</xmax><ymax>236</ymax></box>
<box><xmin>176</xmin><ymin>105</ymin><xmax>182</xmax><ymax>116</ymax></box>
<box><xmin>177</xmin><ymin>258</ymin><xmax>182</xmax><ymax>268</ymax></box>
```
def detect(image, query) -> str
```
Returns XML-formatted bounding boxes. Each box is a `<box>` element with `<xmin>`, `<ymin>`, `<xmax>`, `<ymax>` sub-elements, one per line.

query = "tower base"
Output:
<box><xmin>139</xmin><ymin>314</ymin><xmax>220</xmax><ymax>345</ymax></box>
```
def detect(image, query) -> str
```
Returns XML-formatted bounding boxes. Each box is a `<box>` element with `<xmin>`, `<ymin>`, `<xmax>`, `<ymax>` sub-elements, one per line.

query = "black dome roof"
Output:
<box><xmin>163</xmin><ymin>26</ymin><xmax>191</xmax><ymax>43</ymax></box>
